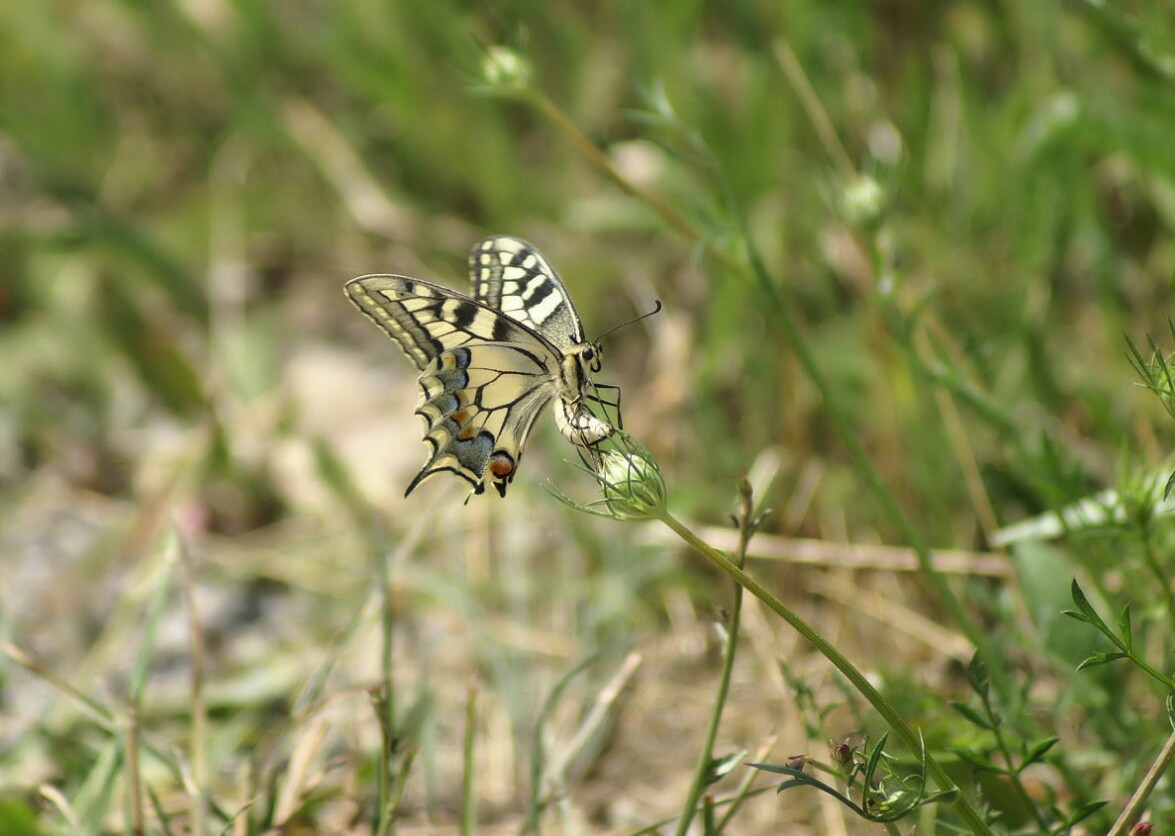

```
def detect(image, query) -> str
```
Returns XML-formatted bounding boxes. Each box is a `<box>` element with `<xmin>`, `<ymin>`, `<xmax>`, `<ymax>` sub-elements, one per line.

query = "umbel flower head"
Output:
<box><xmin>481</xmin><ymin>45</ymin><xmax>532</xmax><ymax>91</ymax></box>
<box><xmin>551</xmin><ymin>431</ymin><xmax>667</xmax><ymax>521</ymax></box>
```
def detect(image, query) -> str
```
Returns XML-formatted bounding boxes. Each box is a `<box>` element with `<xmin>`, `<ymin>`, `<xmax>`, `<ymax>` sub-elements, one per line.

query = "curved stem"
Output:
<box><xmin>655</xmin><ymin>509</ymin><xmax>994</xmax><ymax>836</ymax></box>
<box><xmin>674</xmin><ymin>484</ymin><xmax>752</xmax><ymax>835</ymax></box>
<box><xmin>1108</xmin><ymin>726</ymin><xmax>1175</xmax><ymax>835</ymax></box>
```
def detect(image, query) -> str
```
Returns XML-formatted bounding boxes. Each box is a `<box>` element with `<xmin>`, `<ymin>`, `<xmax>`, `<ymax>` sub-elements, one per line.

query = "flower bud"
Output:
<box><xmin>838</xmin><ymin>175</ymin><xmax>884</xmax><ymax>227</ymax></box>
<box><xmin>597</xmin><ymin>435</ymin><xmax>667</xmax><ymax>520</ymax></box>
<box><xmin>482</xmin><ymin>46</ymin><xmax>531</xmax><ymax>90</ymax></box>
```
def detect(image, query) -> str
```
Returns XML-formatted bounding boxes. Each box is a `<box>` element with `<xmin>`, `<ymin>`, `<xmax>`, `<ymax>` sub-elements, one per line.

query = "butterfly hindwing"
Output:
<box><xmin>346</xmin><ymin>274</ymin><xmax>567</xmax><ymax>497</ymax></box>
<box><xmin>410</xmin><ymin>341</ymin><xmax>557</xmax><ymax>497</ymax></box>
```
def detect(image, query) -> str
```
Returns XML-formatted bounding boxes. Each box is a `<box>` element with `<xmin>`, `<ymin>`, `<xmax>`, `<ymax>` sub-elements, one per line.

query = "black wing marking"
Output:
<box><xmin>469</xmin><ymin>236</ymin><xmax>586</xmax><ymax>349</ymax></box>
<box><xmin>345</xmin><ymin>275</ymin><xmax>564</xmax><ymax>496</ymax></box>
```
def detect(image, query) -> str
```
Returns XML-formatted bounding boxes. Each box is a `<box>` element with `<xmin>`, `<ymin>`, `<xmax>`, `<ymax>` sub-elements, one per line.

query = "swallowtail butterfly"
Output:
<box><xmin>346</xmin><ymin>236</ymin><xmax>613</xmax><ymax>498</ymax></box>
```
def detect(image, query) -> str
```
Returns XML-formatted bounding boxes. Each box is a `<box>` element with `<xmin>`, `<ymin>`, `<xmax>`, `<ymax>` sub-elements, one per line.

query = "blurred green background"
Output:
<box><xmin>2</xmin><ymin>1</ymin><xmax>1175</xmax><ymax>833</ymax></box>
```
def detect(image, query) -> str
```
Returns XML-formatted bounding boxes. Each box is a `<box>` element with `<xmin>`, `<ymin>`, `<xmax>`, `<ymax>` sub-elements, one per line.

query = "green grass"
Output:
<box><xmin>3</xmin><ymin>1</ymin><xmax>1175</xmax><ymax>833</ymax></box>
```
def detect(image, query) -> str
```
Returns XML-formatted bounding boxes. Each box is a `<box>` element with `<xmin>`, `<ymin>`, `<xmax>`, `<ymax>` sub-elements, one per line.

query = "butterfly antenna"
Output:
<box><xmin>594</xmin><ymin>300</ymin><xmax>663</xmax><ymax>343</ymax></box>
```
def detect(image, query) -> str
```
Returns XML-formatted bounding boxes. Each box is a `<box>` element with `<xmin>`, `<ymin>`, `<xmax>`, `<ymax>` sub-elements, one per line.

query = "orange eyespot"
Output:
<box><xmin>458</xmin><ymin>424</ymin><xmax>477</xmax><ymax>441</ymax></box>
<box><xmin>489</xmin><ymin>451</ymin><xmax>516</xmax><ymax>478</ymax></box>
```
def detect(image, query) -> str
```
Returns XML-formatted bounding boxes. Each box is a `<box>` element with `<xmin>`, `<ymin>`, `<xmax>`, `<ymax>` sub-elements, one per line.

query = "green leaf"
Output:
<box><xmin>1116</xmin><ymin>604</ymin><xmax>1133</xmax><ymax>652</ymax></box>
<box><xmin>1076</xmin><ymin>651</ymin><xmax>1130</xmax><ymax>671</ymax></box>
<box><xmin>1020</xmin><ymin>737</ymin><xmax>1060</xmax><ymax>767</ymax></box>
<box><xmin>1124</xmin><ymin>334</ymin><xmax>1152</xmax><ymax>385</ymax></box>
<box><xmin>747</xmin><ymin>764</ymin><xmax>865</xmax><ymax>815</ymax></box>
<box><xmin>965</xmin><ymin>653</ymin><xmax>990</xmax><ymax>698</ymax></box>
<box><xmin>710</xmin><ymin>750</ymin><xmax>748</xmax><ymax>782</ymax></box>
<box><xmin>950</xmin><ymin>701</ymin><xmax>995</xmax><ymax>731</ymax></box>
<box><xmin>861</xmin><ymin>733</ymin><xmax>888</xmax><ymax>787</ymax></box>
<box><xmin>953</xmin><ymin>748</ymin><xmax>1006</xmax><ymax>774</ymax></box>
<box><xmin>1068</xmin><ymin>580</ymin><xmax>1106</xmax><ymax>630</ymax></box>
<box><xmin>72</xmin><ymin>739</ymin><xmax>121</xmax><ymax>831</ymax></box>
<box><xmin>1062</xmin><ymin>799</ymin><xmax>1109</xmax><ymax>828</ymax></box>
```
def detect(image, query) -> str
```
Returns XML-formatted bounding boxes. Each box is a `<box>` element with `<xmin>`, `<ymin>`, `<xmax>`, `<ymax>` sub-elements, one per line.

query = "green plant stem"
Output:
<box><xmin>178</xmin><ymin>535</ymin><xmax>209</xmax><ymax>836</ymax></box>
<box><xmin>674</xmin><ymin>486</ymin><xmax>753</xmax><ymax>835</ymax></box>
<box><xmin>124</xmin><ymin>701</ymin><xmax>144</xmax><ymax>835</ymax></box>
<box><xmin>715</xmin><ymin>733</ymin><xmax>778</xmax><ymax>831</ymax></box>
<box><xmin>462</xmin><ymin>680</ymin><xmax>478</xmax><ymax>836</ymax></box>
<box><xmin>655</xmin><ymin>509</ymin><xmax>994</xmax><ymax>836</ymax></box>
<box><xmin>1108</xmin><ymin>725</ymin><xmax>1175</xmax><ymax>835</ymax></box>
<box><xmin>2</xmin><ymin>643</ymin><xmax>235</xmax><ymax>825</ymax></box>
<box><xmin>524</xmin><ymin>648</ymin><xmax>608</xmax><ymax>834</ymax></box>
<box><xmin>773</xmin><ymin>31</ymin><xmax>1031</xmax><ymax>706</ymax></box>
<box><xmin>988</xmin><ymin>713</ymin><xmax>1051</xmax><ymax>832</ymax></box>
<box><xmin>526</xmin><ymin>91</ymin><xmax>706</xmax><ymax>251</ymax></box>
<box><xmin>739</xmin><ymin>240</ymin><xmax>1013</xmax><ymax>699</ymax></box>
<box><xmin>1079</xmin><ymin>583</ymin><xmax>1175</xmax><ymax>689</ymax></box>
<box><xmin>771</xmin><ymin>39</ymin><xmax>856</xmax><ymax>181</ymax></box>
<box><xmin>1123</xmin><ymin>651</ymin><xmax>1175</xmax><ymax>691</ymax></box>
<box><xmin>1139</xmin><ymin>528</ymin><xmax>1175</xmax><ymax>628</ymax></box>
<box><xmin>376</xmin><ymin>531</ymin><xmax>397</xmax><ymax>836</ymax></box>
<box><xmin>526</xmin><ymin>87</ymin><xmax>1008</xmax><ymax>704</ymax></box>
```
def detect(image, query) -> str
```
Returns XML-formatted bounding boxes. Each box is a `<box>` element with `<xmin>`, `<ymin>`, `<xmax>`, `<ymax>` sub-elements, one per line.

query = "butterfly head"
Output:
<box><xmin>574</xmin><ymin>341</ymin><xmax>604</xmax><ymax>374</ymax></box>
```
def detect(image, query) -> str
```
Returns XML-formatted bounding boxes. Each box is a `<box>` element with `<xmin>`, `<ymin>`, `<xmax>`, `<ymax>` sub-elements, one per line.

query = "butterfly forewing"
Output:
<box><xmin>470</xmin><ymin>236</ymin><xmax>586</xmax><ymax>348</ymax></box>
<box><xmin>346</xmin><ymin>258</ymin><xmax>611</xmax><ymax>499</ymax></box>
<box><xmin>346</xmin><ymin>276</ymin><xmax>522</xmax><ymax>369</ymax></box>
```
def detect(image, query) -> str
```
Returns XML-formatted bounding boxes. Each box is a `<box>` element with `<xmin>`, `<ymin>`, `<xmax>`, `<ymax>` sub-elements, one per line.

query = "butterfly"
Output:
<box><xmin>345</xmin><ymin>236</ymin><xmax>614</xmax><ymax>498</ymax></box>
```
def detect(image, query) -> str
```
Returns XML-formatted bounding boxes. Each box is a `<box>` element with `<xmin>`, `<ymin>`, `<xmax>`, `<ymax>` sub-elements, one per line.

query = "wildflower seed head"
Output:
<box><xmin>597</xmin><ymin>435</ymin><xmax>666</xmax><ymax>520</ymax></box>
<box><xmin>839</xmin><ymin>174</ymin><xmax>885</xmax><ymax>227</ymax></box>
<box><xmin>482</xmin><ymin>45</ymin><xmax>531</xmax><ymax>90</ymax></box>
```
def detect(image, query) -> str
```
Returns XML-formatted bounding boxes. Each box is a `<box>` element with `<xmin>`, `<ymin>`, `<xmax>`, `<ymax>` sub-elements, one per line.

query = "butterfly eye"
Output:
<box><xmin>581</xmin><ymin>343</ymin><xmax>603</xmax><ymax>372</ymax></box>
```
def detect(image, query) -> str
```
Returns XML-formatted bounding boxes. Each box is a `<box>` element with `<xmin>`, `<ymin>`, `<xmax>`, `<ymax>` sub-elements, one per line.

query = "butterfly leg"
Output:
<box><xmin>587</xmin><ymin>382</ymin><xmax>624</xmax><ymax>431</ymax></box>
